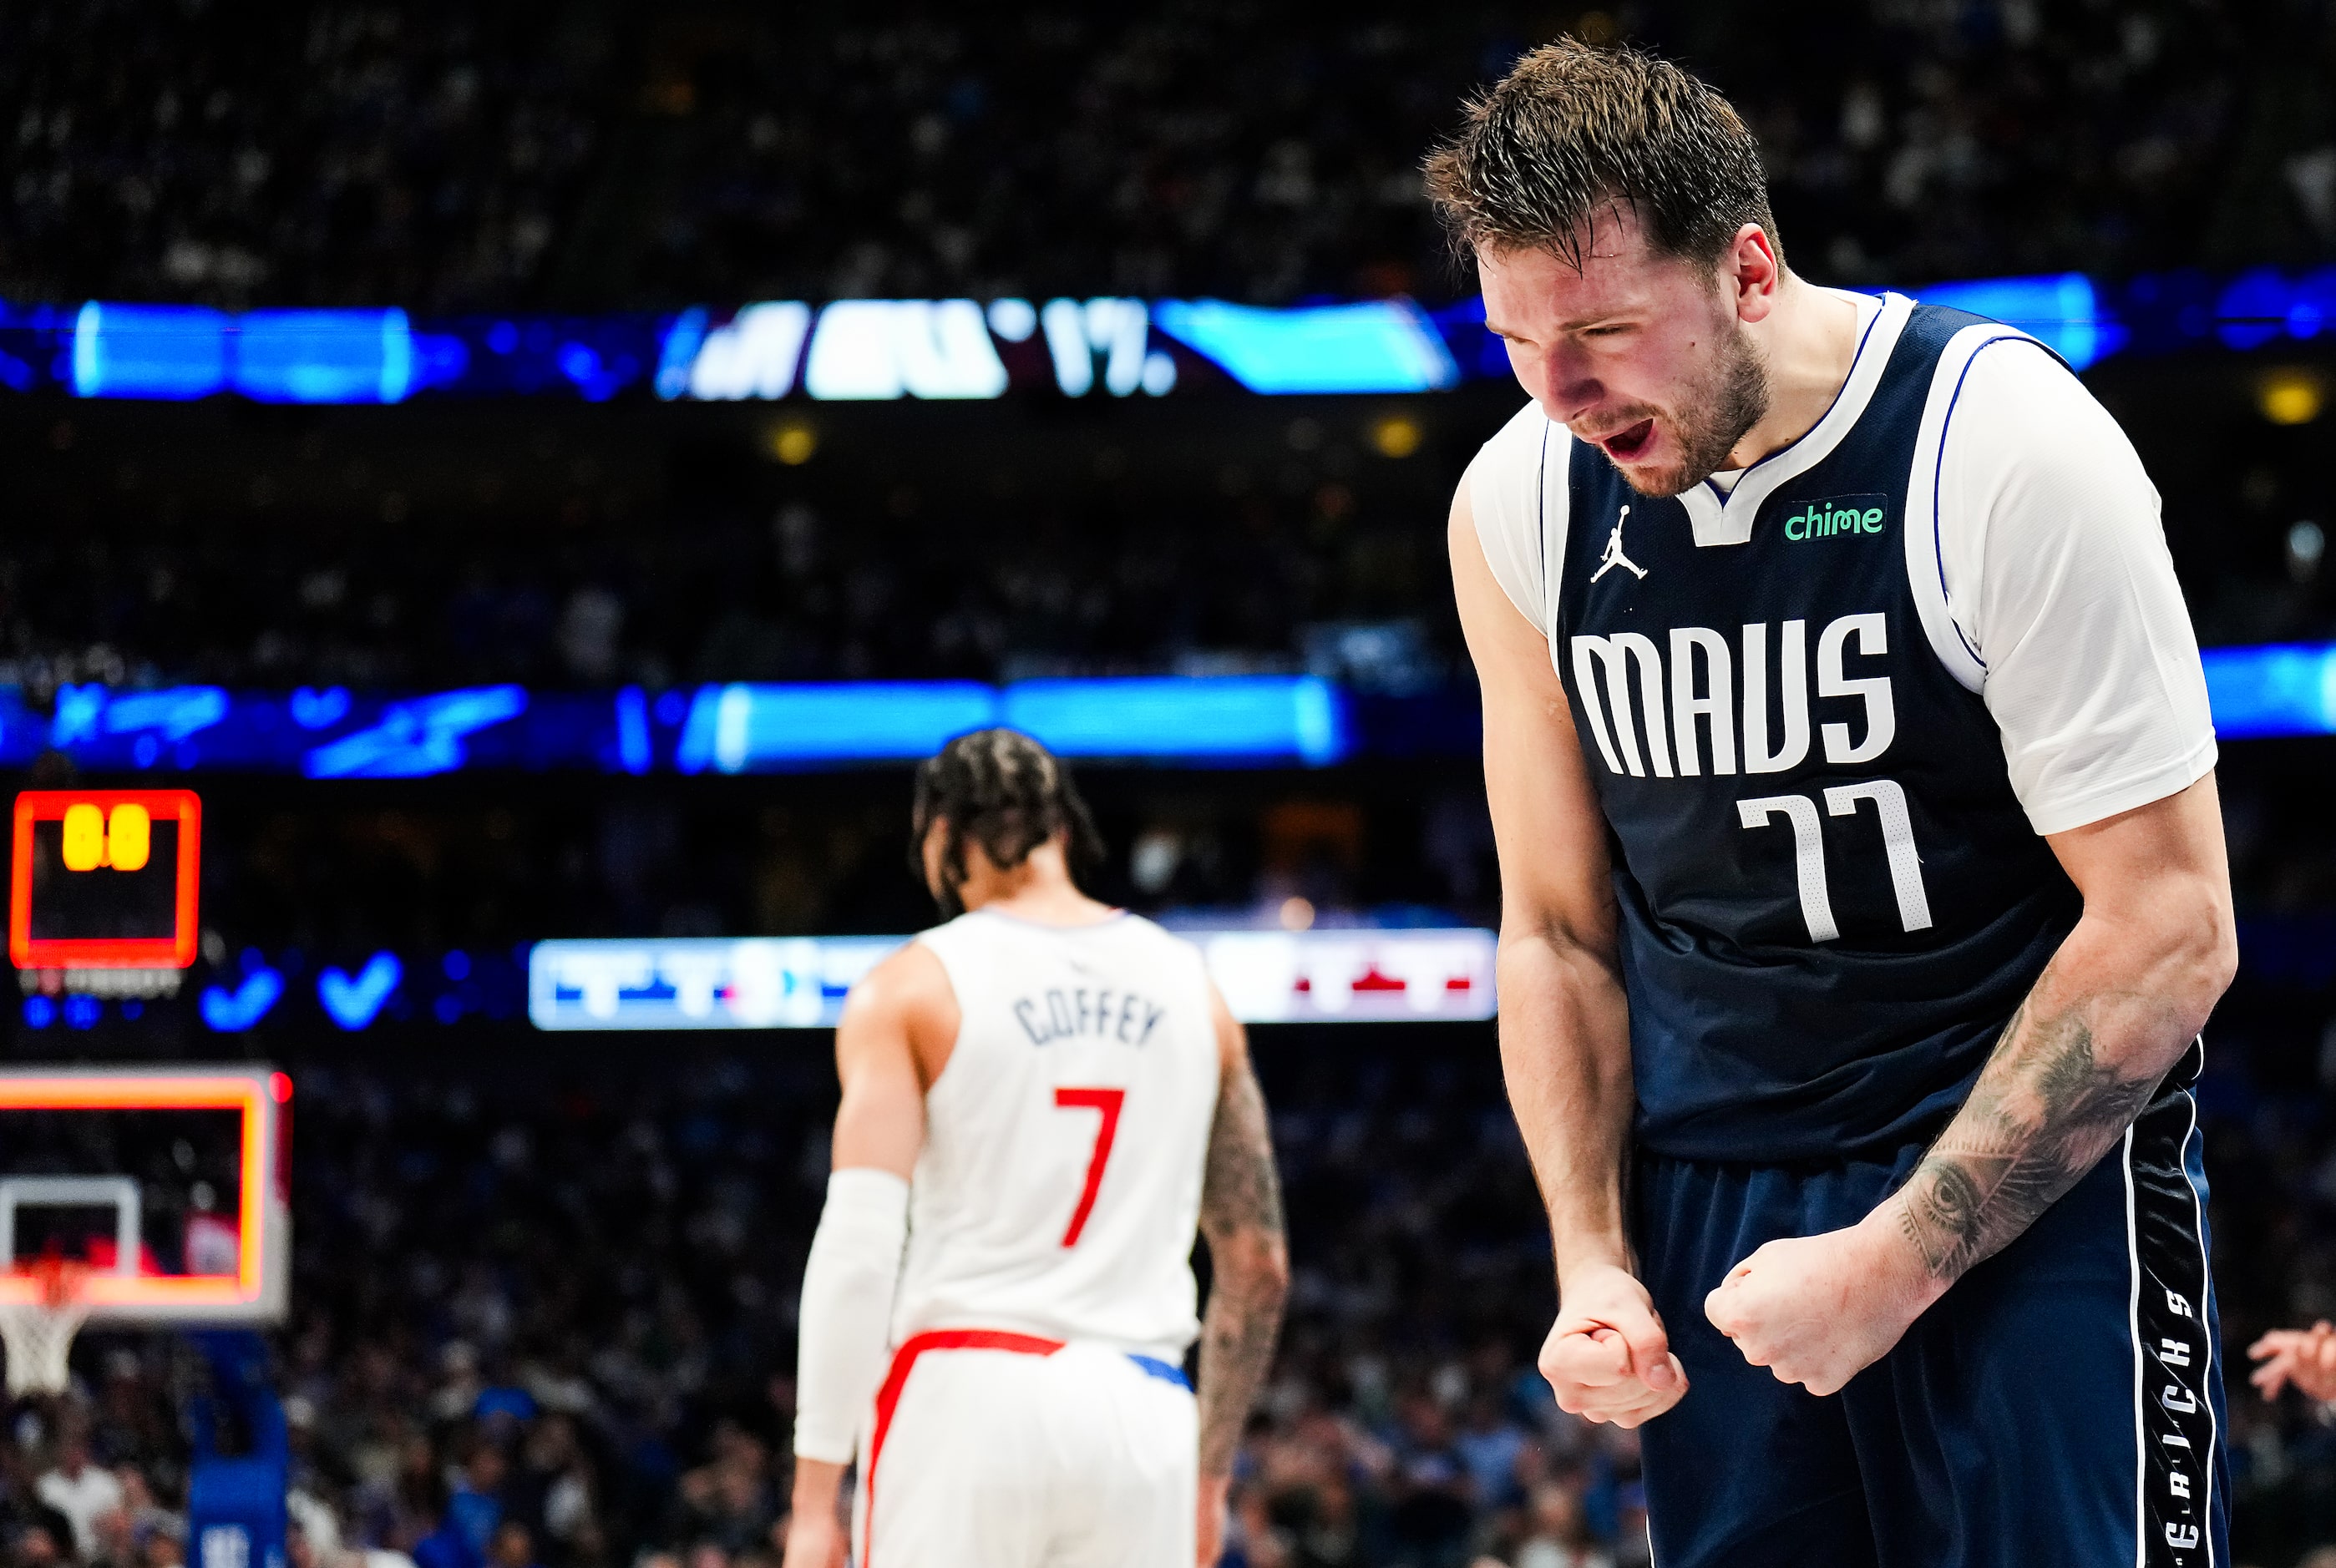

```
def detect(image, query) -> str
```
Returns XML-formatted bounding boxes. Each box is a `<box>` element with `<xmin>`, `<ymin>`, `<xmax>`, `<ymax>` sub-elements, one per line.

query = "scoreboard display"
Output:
<box><xmin>8</xmin><ymin>790</ymin><xmax>201</xmax><ymax>969</ymax></box>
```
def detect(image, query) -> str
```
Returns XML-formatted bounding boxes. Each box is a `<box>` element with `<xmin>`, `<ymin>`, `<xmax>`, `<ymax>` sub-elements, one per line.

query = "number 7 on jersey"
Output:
<box><xmin>1053</xmin><ymin>1087</ymin><xmax>1126</xmax><ymax>1247</ymax></box>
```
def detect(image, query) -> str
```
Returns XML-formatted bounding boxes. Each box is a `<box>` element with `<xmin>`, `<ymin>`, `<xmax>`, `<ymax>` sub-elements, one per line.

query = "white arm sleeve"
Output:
<box><xmin>1465</xmin><ymin>400</ymin><xmax>1568</xmax><ymax>634</ymax></box>
<box><xmin>1936</xmin><ymin>342</ymin><xmax>2217</xmax><ymax>837</ymax></box>
<box><xmin>792</xmin><ymin>1166</ymin><xmax>910</xmax><ymax>1464</ymax></box>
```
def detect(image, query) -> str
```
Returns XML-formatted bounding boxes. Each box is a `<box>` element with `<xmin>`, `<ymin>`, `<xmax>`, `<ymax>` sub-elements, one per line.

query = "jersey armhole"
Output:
<box><xmin>1536</xmin><ymin>425</ymin><xmax>1572</xmax><ymax>642</ymax></box>
<box><xmin>908</xmin><ymin>928</ymin><xmax>976</xmax><ymax>1097</ymax></box>
<box><xmin>1903</xmin><ymin>325</ymin><xmax>2050</xmax><ymax>693</ymax></box>
<box><xmin>1467</xmin><ymin>409</ymin><xmax>1570</xmax><ymax>635</ymax></box>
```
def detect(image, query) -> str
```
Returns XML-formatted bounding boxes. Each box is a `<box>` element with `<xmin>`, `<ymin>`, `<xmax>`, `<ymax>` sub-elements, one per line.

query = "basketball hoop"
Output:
<box><xmin>0</xmin><ymin>1257</ymin><xmax>91</xmax><ymax>1397</ymax></box>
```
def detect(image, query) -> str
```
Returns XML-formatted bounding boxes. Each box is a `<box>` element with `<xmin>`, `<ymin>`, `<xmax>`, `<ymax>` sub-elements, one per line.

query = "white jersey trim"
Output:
<box><xmin>2122</xmin><ymin>1122</ymin><xmax>2146</xmax><ymax>1568</ymax></box>
<box><xmin>1904</xmin><ymin>321</ymin><xmax>2026</xmax><ymax>694</ymax></box>
<box><xmin>1678</xmin><ymin>290</ymin><xmax>1908</xmax><ymax>549</ymax></box>
<box><xmin>2180</xmin><ymin>1087</ymin><xmax>2220</xmax><ymax>1568</ymax></box>
<box><xmin>1466</xmin><ymin>399</ymin><xmax>1571</xmax><ymax>640</ymax></box>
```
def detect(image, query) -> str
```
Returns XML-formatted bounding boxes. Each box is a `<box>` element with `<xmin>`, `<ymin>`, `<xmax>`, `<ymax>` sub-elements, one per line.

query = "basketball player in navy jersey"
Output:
<box><xmin>1431</xmin><ymin>41</ymin><xmax>2235</xmax><ymax>1568</ymax></box>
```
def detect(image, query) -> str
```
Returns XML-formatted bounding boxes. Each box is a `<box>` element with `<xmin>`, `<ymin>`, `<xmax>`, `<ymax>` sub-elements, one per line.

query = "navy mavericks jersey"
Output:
<box><xmin>1551</xmin><ymin>298</ymin><xmax>2084</xmax><ymax>1162</ymax></box>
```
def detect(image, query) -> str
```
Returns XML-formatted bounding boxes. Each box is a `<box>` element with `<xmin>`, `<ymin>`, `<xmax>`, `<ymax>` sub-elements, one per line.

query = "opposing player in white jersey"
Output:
<box><xmin>780</xmin><ymin>729</ymin><xmax>1290</xmax><ymax>1568</ymax></box>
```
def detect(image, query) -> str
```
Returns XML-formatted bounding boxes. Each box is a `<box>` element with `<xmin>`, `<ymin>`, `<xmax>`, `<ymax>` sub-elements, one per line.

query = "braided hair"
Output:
<box><xmin>910</xmin><ymin>728</ymin><xmax>1105</xmax><ymax>918</ymax></box>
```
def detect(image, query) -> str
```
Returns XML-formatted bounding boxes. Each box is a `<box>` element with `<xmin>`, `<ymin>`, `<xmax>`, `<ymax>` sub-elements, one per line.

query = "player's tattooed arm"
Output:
<box><xmin>1195</xmin><ymin>1039</ymin><xmax>1290</xmax><ymax>1480</ymax></box>
<box><xmin>1887</xmin><ymin>778</ymin><xmax>2237</xmax><ymax>1287</ymax></box>
<box><xmin>1708</xmin><ymin>785</ymin><xmax>2231</xmax><ymax>1396</ymax></box>
<box><xmin>1891</xmin><ymin>983</ymin><xmax>2169</xmax><ymax>1281</ymax></box>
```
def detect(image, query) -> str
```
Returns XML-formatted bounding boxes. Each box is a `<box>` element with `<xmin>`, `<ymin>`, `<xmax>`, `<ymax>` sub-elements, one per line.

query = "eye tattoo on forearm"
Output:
<box><xmin>1897</xmin><ymin>994</ymin><xmax>2165</xmax><ymax>1281</ymax></box>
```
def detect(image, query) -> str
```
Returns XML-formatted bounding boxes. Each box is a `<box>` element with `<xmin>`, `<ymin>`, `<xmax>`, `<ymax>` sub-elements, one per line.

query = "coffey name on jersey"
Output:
<box><xmin>893</xmin><ymin>909</ymin><xmax>1222</xmax><ymax>1360</ymax></box>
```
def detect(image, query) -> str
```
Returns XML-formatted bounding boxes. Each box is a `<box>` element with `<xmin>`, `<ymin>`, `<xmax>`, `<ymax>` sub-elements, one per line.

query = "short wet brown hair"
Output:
<box><xmin>1424</xmin><ymin>37</ymin><xmax>1777</xmax><ymax>272</ymax></box>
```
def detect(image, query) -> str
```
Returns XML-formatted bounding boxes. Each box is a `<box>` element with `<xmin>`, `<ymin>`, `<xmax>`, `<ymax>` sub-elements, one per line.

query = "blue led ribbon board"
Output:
<box><xmin>71</xmin><ymin>304</ymin><xmax>230</xmax><ymax>400</ymax></box>
<box><xmin>69</xmin><ymin>304</ymin><xmax>415</xmax><ymax>402</ymax></box>
<box><xmin>671</xmin><ymin>675</ymin><xmax>1350</xmax><ymax>772</ymax></box>
<box><xmin>674</xmin><ymin>682</ymin><xmax>996</xmax><ymax>771</ymax></box>
<box><xmin>302</xmin><ymin>688</ymin><xmax>529</xmax><ymax>777</ymax></box>
<box><xmin>1149</xmin><ymin>299</ymin><xmax>1459</xmax><ymax>394</ymax></box>
<box><xmin>528</xmin><ymin>928</ymin><xmax>1497</xmax><ymax>1029</ymax></box>
<box><xmin>0</xmin><ymin>676</ymin><xmax>1355</xmax><ymax>774</ymax></box>
<box><xmin>1910</xmin><ymin>273</ymin><xmax>2116</xmax><ymax>370</ymax></box>
<box><xmin>2</xmin><ymin>268</ymin><xmax>2329</xmax><ymax>402</ymax></box>
<box><xmin>0</xmin><ymin>684</ymin><xmax>551</xmax><ymax>776</ymax></box>
<box><xmin>0</xmin><ymin>653</ymin><xmax>2316</xmax><ymax>776</ymax></box>
<box><xmin>1001</xmin><ymin>676</ymin><xmax>1347</xmax><ymax>765</ymax></box>
<box><xmin>2202</xmin><ymin>644</ymin><xmax>2336</xmax><ymax>739</ymax></box>
<box><xmin>232</xmin><ymin>311</ymin><xmax>413</xmax><ymax>403</ymax></box>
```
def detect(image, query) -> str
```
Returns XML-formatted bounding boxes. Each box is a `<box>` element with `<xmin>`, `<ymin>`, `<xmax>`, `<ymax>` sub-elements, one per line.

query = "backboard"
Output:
<box><xmin>0</xmin><ymin>1066</ymin><xmax>288</xmax><ymax>1323</ymax></box>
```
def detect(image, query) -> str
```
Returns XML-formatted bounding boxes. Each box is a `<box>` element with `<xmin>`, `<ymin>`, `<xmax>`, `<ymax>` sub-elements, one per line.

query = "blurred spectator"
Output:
<box><xmin>34</xmin><ymin>1430</ymin><xmax>121</xmax><ymax>1562</ymax></box>
<box><xmin>505</xmin><ymin>1418</ymin><xmax>596</xmax><ymax>1568</ymax></box>
<box><xmin>665</xmin><ymin>1424</ymin><xmax>773</xmax><ymax>1558</ymax></box>
<box><xmin>1386</xmin><ymin>1392</ymin><xmax>1474</xmax><ymax>1567</ymax></box>
<box><xmin>1507</xmin><ymin>1481</ymin><xmax>1611</xmax><ymax>1568</ymax></box>
<box><xmin>12</xmin><ymin>1520</ymin><xmax>67</xmax><ymax>1568</ymax></box>
<box><xmin>1452</xmin><ymin>1394</ymin><xmax>1527</xmax><ymax>1519</ymax></box>
<box><xmin>3</xmin><ymin>5</ymin><xmax>2330</xmax><ymax>313</ymax></box>
<box><xmin>429</xmin><ymin>1348</ymin><xmax>484</xmax><ymax>1429</ymax></box>
<box><xmin>483</xmin><ymin>1522</ymin><xmax>535</xmax><ymax>1568</ymax></box>
<box><xmin>110</xmin><ymin>1473</ymin><xmax>177</xmax><ymax>1566</ymax></box>
<box><xmin>2251</xmin><ymin>1320</ymin><xmax>2336</xmax><ymax>1403</ymax></box>
<box><xmin>413</xmin><ymin>1440</ymin><xmax>504</xmax><ymax>1568</ymax></box>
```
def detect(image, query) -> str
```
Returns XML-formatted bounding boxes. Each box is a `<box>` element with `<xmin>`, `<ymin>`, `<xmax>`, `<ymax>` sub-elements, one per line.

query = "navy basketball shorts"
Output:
<box><xmin>1634</xmin><ymin>1080</ymin><xmax>2227</xmax><ymax>1568</ymax></box>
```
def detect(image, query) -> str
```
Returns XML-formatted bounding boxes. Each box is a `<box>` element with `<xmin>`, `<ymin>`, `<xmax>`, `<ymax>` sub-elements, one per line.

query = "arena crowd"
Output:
<box><xmin>4</xmin><ymin>2</ymin><xmax>2332</xmax><ymax>314</ymax></box>
<box><xmin>0</xmin><ymin>3</ymin><xmax>2332</xmax><ymax>1566</ymax></box>
<box><xmin>0</xmin><ymin>1018</ymin><xmax>2318</xmax><ymax>1568</ymax></box>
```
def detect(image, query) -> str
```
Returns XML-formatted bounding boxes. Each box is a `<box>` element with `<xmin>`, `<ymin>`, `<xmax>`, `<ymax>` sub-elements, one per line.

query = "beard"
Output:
<box><xmin>1603</xmin><ymin>327</ymin><xmax>1771</xmax><ymax>499</ymax></box>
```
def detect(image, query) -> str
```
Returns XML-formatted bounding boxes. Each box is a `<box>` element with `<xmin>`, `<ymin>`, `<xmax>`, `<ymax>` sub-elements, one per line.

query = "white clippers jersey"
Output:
<box><xmin>892</xmin><ymin>909</ymin><xmax>1222</xmax><ymax>1363</ymax></box>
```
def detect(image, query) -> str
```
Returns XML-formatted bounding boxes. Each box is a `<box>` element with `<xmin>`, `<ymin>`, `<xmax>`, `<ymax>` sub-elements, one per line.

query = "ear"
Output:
<box><xmin>918</xmin><ymin>816</ymin><xmax>955</xmax><ymax>898</ymax></box>
<box><xmin>1721</xmin><ymin>223</ymin><xmax>1783</xmax><ymax>325</ymax></box>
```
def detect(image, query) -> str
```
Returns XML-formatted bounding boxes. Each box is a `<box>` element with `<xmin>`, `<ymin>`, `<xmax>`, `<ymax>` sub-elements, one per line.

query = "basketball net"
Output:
<box><xmin>0</xmin><ymin>1257</ymin><xmax>91</xmax><ymax>1397</ymax></box>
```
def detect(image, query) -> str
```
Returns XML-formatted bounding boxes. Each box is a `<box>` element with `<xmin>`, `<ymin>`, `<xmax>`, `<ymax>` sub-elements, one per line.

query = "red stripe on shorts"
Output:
<box><xmin>862</xmin><ymin>1328</ymin><xmax>1064</xmax><ymax>1567</ymax></box>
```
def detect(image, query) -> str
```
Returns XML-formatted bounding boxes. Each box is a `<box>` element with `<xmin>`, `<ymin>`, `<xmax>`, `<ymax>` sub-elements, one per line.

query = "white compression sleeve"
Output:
<box><xmin>793</xmin><ymin>1166</ymin><xmax>911</xmax><ymax>1464</ymax></box>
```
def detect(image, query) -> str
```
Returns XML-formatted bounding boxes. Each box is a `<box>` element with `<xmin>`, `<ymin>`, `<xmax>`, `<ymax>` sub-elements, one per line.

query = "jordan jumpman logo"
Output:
<box><xmin>1592</xmin><ymin>504</ymin><xmax>1648</xmax><ymax>583</ymax></box>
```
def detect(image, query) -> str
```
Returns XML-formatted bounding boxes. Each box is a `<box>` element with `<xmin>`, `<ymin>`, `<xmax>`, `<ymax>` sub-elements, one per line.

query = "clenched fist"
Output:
<box><xmin>1540</xmin><ymin>1261</ymin><xmax>1690</xmax><ymax>1427</ymax></box>
<box><xmin>1704</xmin><ymin>1216</ymin><xmax>1946</xmax><ymax>1398</ymax></box>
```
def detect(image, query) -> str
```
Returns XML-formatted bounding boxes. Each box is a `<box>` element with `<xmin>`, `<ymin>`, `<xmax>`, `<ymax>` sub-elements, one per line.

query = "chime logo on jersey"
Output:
<box><xmin>1567</xmin><ymin>612</ymin><xmax>1896</xmax><ymax>779</ymax></box>
<box><xmin>1013</xmin><ymin>986</ymin><xmax>1168</xmax><ymax>1047</ymax></box>
<box><xmin>1782</xmin><ymin>493</ymin><xmax>1889</xmax><ymax>541</ymax></box>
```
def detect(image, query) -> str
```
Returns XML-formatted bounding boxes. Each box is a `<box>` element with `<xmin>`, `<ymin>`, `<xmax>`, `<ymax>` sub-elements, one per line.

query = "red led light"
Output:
<box><xmin>9</xmin><ymin>789</ymin><xmax>201</xmax><ymax>970</ymax></box>
<box><xmin>0</xmin><ymin>1070</ymin><xmax>273</xmax><ymax>1309</ymax></box>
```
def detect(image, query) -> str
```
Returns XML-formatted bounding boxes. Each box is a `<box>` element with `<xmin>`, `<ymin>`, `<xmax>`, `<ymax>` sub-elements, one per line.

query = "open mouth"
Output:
<box><xmin>1599</xmin><ymin>417</ymin><xmax>1656</xmax><ymax>463</ymax></box>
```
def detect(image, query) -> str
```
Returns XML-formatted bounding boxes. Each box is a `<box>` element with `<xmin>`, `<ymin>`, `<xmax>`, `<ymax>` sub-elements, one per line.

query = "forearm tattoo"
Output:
<box><xmin>1896</xmin><ymin>987</ymin><xmax>2166</xmax><ymax>1282</ymax></box>
<box><xmin>1196</xmin><ymin>1055</ymin><xmax>1288</xmax><ymax>1477</ymax></box>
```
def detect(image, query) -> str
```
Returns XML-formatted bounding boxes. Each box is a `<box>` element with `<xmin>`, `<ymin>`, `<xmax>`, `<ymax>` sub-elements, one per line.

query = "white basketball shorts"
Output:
<box><xmin>854</xmin><ymin>1328</ymin><xmax>1197</xmax><ymax>1568</ymax></box>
